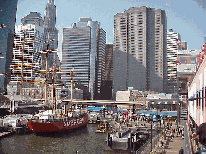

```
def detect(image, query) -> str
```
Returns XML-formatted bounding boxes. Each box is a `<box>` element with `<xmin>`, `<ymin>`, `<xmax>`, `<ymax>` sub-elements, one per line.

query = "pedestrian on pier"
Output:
<box><xmin>179</xmin><ymin>147</ymin><xmax>184</xmax><ymax>154</ymax></box>
<box><xmin>180</xmin><ymin>128</ymin><xmax>183</xmax><ymax>135</ymax></box>
<box><xmin>176</xmin><ymin>127</ymin><xmax>180</xmax><ymax>136</ymax></box>
<box><xmin>161</xmin><ymin>140</ymin><xmax>164</xmax><ymax>147</ymax></box>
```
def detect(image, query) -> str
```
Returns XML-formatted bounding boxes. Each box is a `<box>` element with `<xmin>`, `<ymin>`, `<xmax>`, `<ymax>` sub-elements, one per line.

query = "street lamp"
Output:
<box><xmin>151</xmin><ymin>120</ymin><xmax>153</xmax><ymax>152</ymax></box>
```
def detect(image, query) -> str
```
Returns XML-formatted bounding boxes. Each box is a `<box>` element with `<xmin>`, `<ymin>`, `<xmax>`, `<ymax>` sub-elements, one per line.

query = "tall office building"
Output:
<box><xmin>95</xmin><ymin>28</ymin><xmax>106</xmax><ymax>99</ymax></box>
<box><xmin>21</xmin><ymin>12</ymin><xmax>44</xmax><ymax>27</ymax></box>
<box><xmin>100</xmin><ymin>44</ymin><xmax>113</xmax><ymax>100</ymax></box>
<box><xmin>113</xmin><ymin>6</ymin><xmax>167</xmax><ymax>98</ymax></box>
<box><xmin>167</xmin><ymin>28</ymin><xmax>181</xmax><ymax>93</ymax></box>
<box><xmin>42</xmin><ymin>0</ymin><xmax>59</xmax><ymax>69</ymax></box>
<box><xmin>0</xmin><ymin>0</ymin><xmax>18</xmax><ymax>94</ymax></box>
<box><xmin>61</xmin><ymin>18</ymin><xmax>106</xmax><ymax>99</ymax></box>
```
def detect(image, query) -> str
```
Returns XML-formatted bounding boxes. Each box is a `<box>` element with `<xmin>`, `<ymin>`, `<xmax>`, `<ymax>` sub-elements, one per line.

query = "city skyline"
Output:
<box><xmin>3</xmin><ymin>0</ymin><xmax>206</xmax><ymax>96</ymax></box>
<box><xmin>16</xmin><ymin>0</ymin><xmax>206</xmax><ymax>60</ymax></box>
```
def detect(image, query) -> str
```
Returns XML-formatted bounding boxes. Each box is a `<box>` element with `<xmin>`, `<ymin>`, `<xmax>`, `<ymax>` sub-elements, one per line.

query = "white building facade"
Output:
<box><xmin>167</xmin><ymin>28</ymin><xmax>181</xmax><ymax>93</ymax></box>
<box><xmin>11</xmin><ymin>24</ymin><xmax>43</xmax><ymax>83</ymax></box>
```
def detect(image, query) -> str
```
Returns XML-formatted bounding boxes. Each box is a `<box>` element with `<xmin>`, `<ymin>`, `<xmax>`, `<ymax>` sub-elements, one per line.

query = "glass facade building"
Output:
<box><xmin>0</xmin><ymin>0</ymin><xmax>18</xmax><ymax>93</ymax></box>
<box><xmin>62</xmin><ymin>26</ymin><xmax>91</xmax><ymax>88</ymax></box>
<box><xmin>61</xmin><ymin>18</ymin><xmax>106</xmax><ymax>99</ymax></box>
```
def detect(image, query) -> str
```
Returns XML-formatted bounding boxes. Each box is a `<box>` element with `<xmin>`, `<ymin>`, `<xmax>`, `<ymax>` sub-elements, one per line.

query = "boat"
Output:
<box><xmin>95</xmin><ymin>122</ymin><xmax>106</xmax><ymax>133</ymax></box>
<box><xmin>27</xmin><ymin>109</ymin><xmax>88</xmax><ymax>133</ymax></box>
<box><xmin>27</xmin><ymin>66</ymin><xmax>88</xmax><ymax>133</ymax></box>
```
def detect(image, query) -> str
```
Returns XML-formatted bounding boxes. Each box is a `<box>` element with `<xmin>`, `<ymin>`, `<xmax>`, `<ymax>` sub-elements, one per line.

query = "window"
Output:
<box><xmin>180</xmin><ymin>57</ymin><xmax>186</xmax><ymax>64</ymax></box>
<box><xmin>191</xmin><ymin>57</ymin><xmax>196</xmax><ymax>63</ymax></box>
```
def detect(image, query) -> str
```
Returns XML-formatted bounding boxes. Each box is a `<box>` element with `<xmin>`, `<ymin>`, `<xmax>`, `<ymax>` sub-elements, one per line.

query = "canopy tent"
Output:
<box><xmin>87</xmin><ymin>106</ymin><xmax>104</xmax><ymax>111</ymax></box>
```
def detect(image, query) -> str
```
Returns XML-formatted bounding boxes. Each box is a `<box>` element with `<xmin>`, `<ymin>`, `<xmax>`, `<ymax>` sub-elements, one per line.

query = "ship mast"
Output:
<box><xmin>51</xmin><ymin>67</ymin><xmax>55</xmax><ymax>113</ymax></box>
<box><xmin>20</xmin><ymin>29</ymin><xmax>25</xmax><ymax>102</ymax></box>
<box><xmin>40</xmin><ymin>31</ymin><xmax>55</xmax><ymax>105</ymax></box>
<box><xmin>70</xmin><ymin>68</ymin><xmax>74</xmax><ymax>117</ymax></box>
<box><xmin>51</xmin><ymin>67</ymin><xmax>61</xmax><ymax>113</ymax></box>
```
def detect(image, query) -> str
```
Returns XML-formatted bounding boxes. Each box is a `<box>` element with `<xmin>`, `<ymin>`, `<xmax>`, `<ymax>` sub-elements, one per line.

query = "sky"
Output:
<box><xmin>16</xmin><ymin>0</ymin><xmax>206</xmax><ymax>60</ymax></box>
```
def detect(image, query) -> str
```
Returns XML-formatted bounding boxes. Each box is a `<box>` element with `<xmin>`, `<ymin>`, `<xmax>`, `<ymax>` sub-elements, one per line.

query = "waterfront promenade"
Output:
<box><xmin>153</xmin><ymin>122</ymin><xmax>185</xmax><ymax>154</ymax></box>
<box><xmin>104</xmin><ymin>113</ymin><xmax>185</xmax><ymax>153</ymax></box>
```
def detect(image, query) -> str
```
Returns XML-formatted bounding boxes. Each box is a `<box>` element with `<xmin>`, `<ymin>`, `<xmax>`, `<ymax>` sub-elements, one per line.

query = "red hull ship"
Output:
<box><xmin>27</xmin><ymin>65</ymin><xmax>88</xmax><ymax>133</ymax></box>
<box><xmin>27</xmin><ymin>110</ymin><xmax>88</xmax><ymax>133</ymax></box>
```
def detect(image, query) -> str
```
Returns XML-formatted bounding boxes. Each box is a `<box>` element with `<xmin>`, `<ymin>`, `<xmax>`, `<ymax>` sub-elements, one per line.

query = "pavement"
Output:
<box><xmin>153</xmin><ymin>121</ymin><xmax>185</xmax><ymax>154</ymax></box>
<box><xmin>104</xmin><ymin>114</ymin><xmax>186</xmax><ymax>154</ymax></box>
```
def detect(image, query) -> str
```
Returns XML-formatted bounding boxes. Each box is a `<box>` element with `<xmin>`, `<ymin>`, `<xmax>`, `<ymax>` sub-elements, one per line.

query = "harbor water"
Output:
<box><xmin>0</xmin><ymin>124</ymin><xmax>129</xmax><ymax>154</ymax></box>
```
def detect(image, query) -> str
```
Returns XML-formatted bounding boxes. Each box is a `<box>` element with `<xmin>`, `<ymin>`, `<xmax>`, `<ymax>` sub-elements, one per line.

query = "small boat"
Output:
<box><xmin>95</xmin><ymin>122</ymin><xmax>106</xmax><ymax>133</ymax></box>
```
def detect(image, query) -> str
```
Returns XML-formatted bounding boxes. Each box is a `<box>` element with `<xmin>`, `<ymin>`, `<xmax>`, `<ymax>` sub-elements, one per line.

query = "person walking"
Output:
<box><xmin>179</xmin><ymin>147</ymin><xmax>184</xmax><ymax>154</ymax></box>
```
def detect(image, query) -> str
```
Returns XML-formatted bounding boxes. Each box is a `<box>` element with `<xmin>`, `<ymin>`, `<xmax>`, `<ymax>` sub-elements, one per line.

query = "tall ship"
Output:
<box><xmin>27</xmin><ymin>66</ymin><xmax>88</xmax><ymax>133</ymax></box>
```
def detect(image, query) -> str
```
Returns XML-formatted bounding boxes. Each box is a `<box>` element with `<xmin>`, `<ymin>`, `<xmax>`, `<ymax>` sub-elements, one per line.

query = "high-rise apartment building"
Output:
<box><xmin>0</xmin><ymin>0</ymin><xmax>18</xmax><ymax>94</ymax></box>
<box><xmin>113</xmin><ymin>6</ymin><xmax>167</xmax><ymax>98</ymax></box>
<box><xmin>167</xmin><ymin>28</ymin><xmax>181</xmax><ymax>93</ymax></box>
<box><xmin>61</xmin><ymin>18</ymin><xmax>106</xmax><ymax>99</ymax></box>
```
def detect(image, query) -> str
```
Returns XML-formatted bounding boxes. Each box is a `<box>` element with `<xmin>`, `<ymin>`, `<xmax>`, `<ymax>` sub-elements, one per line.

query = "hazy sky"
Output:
<box><xmin>16</xmin><ymin>0</ymin><xmax>206</xmax><ymax>59</ymax></box>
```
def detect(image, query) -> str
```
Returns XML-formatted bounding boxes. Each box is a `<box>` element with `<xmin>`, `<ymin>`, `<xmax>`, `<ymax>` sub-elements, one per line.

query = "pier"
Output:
<box><xmin>87</xmin><ymin>106</ymin><xmax>184</xmax><ymax>153</ymax></box>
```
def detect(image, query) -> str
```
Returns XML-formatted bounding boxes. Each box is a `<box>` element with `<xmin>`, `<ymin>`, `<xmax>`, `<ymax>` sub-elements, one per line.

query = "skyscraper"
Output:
<box><xmin>167</xmin><ymin>28</ymin><xmax>181</xmax><ymax>93</ymax></box>
<box><xmin>0</xmin><ymin>0</ymin><xmax>18</xmax><ymax>94</ymax></box>
<box><xmin>95</xmin><ymin>28</ymin><xmax>106</xmax><ymax>99</ymax></box>
<box><xmin>113</xmin><ymin>6</ymin><xmax>167</xmax><ymax>98</ymax></box>
<box><xmin>8</xmin><ymin>12</ymin><xmax>44</xmax><ymax>95</ymax></box>
<box><xmin>61</xmin><ymin>18</ymin><xmax>106</xmax><ymax>99</ymax></box>
<box><xmin>100</xmin><ymin>44</ymin><xmax>113</xmax><ymax>100</ymax></box>
<box><xmin>21</xmin><ymin>12</ymin><xmax>44</xmax><ymax>27</ymax></box>
<box><xmin>43</xmin><ymin>0</ymin><xmax>59</xmax><ymax>69</ymax></box>
<box><xmin>11</xmin><ymin>17</ymin><xmax>44</xmax><ymax>83</ymax></box>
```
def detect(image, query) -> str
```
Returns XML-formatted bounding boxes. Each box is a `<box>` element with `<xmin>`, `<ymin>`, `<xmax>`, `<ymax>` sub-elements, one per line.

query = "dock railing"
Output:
<box><xmin>135</xmin><ymin>132</ymin><xmax>161</xmax><ymax>154</ymax></box>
